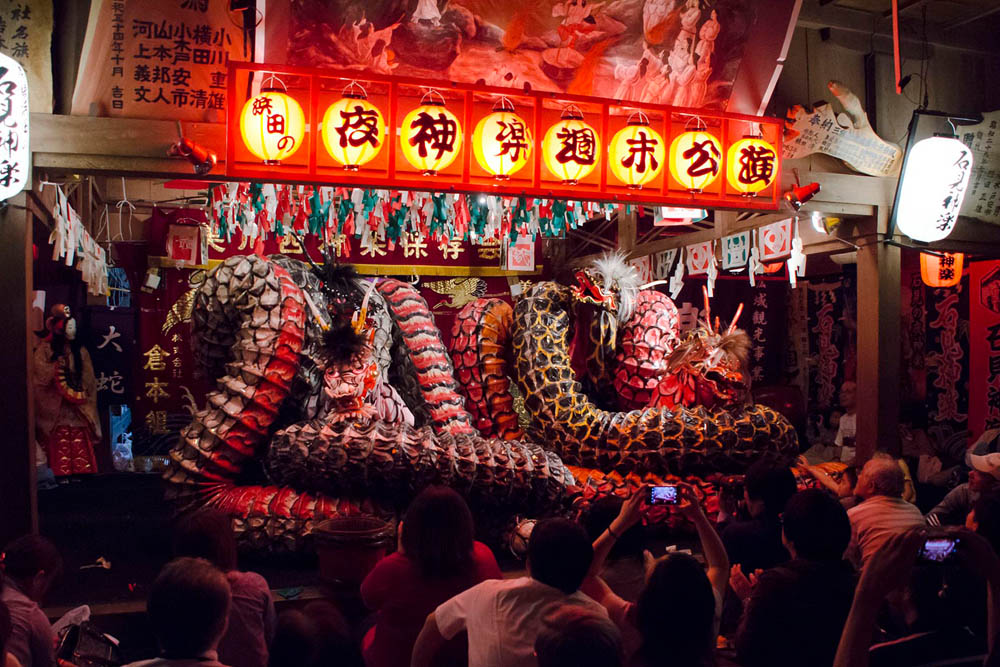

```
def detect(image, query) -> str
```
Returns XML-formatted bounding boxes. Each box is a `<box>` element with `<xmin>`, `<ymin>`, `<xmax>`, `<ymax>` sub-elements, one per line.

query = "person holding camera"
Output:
<box><xmin>834</xmin><ymin>527</ymin><xmax>1000</xmax><ymax>667</ymax></box>
<box><xmin>581</xmin><ymin>484</ymin><xmax>728</xmax><ymax>667</ymax></box>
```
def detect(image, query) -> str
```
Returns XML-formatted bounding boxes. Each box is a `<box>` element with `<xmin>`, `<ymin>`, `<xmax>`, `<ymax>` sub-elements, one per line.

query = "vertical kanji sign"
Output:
<box><xmin>970</xmin><ymin>261</ymin><xmax>1000</xmax><ymax>436</ymax></box>
<box><xmin>0</xmin><ymin>51</ymin><xmax>27</xmax><ymax>200</ymax></box>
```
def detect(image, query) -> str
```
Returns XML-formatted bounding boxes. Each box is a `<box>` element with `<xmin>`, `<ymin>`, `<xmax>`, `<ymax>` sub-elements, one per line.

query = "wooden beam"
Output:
<box><xmin>618</xmin><ymin>208</ymin><xmax>637</xmax><ymax>254</ymax></box>
<box><xmin>0</xmin><ymin>192</ymin><xmax>37</xmax><ymax>544</ymax></box>
<box><xmin>31</xmin><ymin>113</ymin><xmax>224</xmax><ymax>158</ymax></box>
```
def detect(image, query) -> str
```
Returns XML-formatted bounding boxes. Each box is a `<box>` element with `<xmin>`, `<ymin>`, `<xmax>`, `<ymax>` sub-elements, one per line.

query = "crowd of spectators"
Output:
<box><xmin>6</xmin><ymin>426</ymin><xmax>1000</xmax><ymax>667</ymax></box>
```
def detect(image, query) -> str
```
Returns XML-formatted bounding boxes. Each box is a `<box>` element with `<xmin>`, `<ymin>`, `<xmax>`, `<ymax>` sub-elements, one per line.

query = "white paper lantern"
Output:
<box><xmin>896</xmin><ymin>136</ymin><xmax>973</xmax><ymax>243</ymax></box>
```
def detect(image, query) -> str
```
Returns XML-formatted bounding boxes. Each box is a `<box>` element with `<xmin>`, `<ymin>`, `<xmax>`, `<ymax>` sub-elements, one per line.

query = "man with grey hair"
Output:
<box><xmin>846</xmin><ymin>456</ymin><xmax>925</xmax><ymax>567</ymax></box>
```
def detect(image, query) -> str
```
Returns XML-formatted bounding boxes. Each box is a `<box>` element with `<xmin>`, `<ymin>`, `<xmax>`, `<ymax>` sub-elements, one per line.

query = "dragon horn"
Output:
<box><xmin>702</xmin><ymin>285</ymin><xmax>712</xmax><ymax>330</ymax></box>
<box><xmin>353</xmin><ymin>278</ymin><xmax>379</xmax><ymax>334</ymax></box>
<box><xmin>726</xmin><ymin>303</ymin><xmax>744</xmax><ymax>335</ymax></box>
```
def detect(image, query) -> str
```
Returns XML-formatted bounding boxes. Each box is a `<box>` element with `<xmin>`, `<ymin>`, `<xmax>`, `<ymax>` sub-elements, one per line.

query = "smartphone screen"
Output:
<box><xmin>919</xmin><ymin>537</ymin><xmax>960</xmax><ymax>563</ymax></box>
<box><xmin>649</xmin><ymin>485</ymin><xmax>678</xmax><ymax>505</ymax></box>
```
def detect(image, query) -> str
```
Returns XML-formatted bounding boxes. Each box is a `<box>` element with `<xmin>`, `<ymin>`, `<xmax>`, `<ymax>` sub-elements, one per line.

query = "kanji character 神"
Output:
<box><xmin>408</xmin><ymin>111</ymin><xmax>457</xmax><ymax>160</ymax></box>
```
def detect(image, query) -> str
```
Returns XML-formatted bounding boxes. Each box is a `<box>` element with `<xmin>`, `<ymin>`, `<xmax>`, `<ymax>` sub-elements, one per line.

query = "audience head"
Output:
<box><xmin>969</xmin><ymin>452</ymin><xmax>1000</xmax><ymax>494</ymax></box>
<box><xmin>839</xmin><ymin>381</ymin><xmax>857</xmax><ymax>412</ymax></box>
<box><xmin>172</xmin><ymin>509</ymin><xmax>239</xmax><ymax>572</ymax></box>
<box><xmin>636</xmin><ymin>554</ymin><xmax>715</xmax><ymax>667</ymax></box>
<box><xmin>1</xmin><ymin>535</ymin><xmax>63</xmax><ymax>602</ymax></box>
<box><xmin>528</xmin><ymin>519</ymin><xmax>593</xmax><ymax>595</ymax></box>
<box><xmin>535</xmin><ymin>604</ymin><xmax>623</xmax><ymax>667</ymax></box>
<box><xmin>401</xmin><ymin>486</ymin><xmax>475</xmax><ymax>579</ymax></box>
<box><xmin>269</xmin><ymin>602</ymin><xmax>362</xmax><ymax>667</ymax></box>
<box><xmin>855</xmin><ymin>457</ymin><xmax>905</xmax><ymax>500</ymax></box>
<box><xmin>148</xmin><ymin>557</ymin><xmax>231</xmax><ymax>659</ymax></box>
<box><xmin>781</xmin><ymin>489</ymin><xmax>851</xmax><ymax>561</ymax></box>
<box><xmin>743</xmin><ymin>460</ymin><xmax>797</xmax><ymax>518</ymax></box>
<box><xmin>970</xmin><ymin>489</ymin><xmax>1000</xmax><ymax>553</ymax></box>
<box><xmin>902</xmin><ymin>563</ymin><xmax>978</xmax><ymax>634</ymax></box>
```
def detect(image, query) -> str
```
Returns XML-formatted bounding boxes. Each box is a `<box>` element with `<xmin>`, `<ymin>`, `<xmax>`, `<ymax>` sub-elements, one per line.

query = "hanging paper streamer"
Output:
<box><xmin>787</xmin><ymin>221</ymin><xmax>806</xmax><ymax>288</ymax></box>
<box><xmin>654</xmin><ymin>248</ymin><xmax>678</xmax><ymax>280</ymax></box>
<box><xmin>46</xmin><ymin>184</ymin><xmax>109</xmax><ymax>296</ymax></box>
<box><xmin>748</xmin><ymin>229</ymin><xmax>763</xmax><ymax>287</ymax></box>
<box><xmin>722</xmin><ymin>231</ymin><xmax>750</xmax><ymax>270</ymax></box>
<box><xmin>685</xmin><ymin>241</ymin><xmax>714</xmax><ymax>276</ymax></box>
<box><xmin>629</xmin><ymin>255</ymin><xmax>653</xmax><ymax>283</ymax></box>
<box><xmin>759</xmin><ymin>217</ymin><xmax>794</xmax><ymax>261</ymax></box>
<box><xmin>209</xmin><ymin>182</ymin><xmax>615</xmax><ymax>253</ymax></box>
<box><xmin>706</xmin><ymin>249</ymin><xmax>719</xmax><ymax>297</ymax></box>
<box><xmin>670</xmin><ymin>247</ymin><xmax>686</xmax><ymax>300</ymax></box>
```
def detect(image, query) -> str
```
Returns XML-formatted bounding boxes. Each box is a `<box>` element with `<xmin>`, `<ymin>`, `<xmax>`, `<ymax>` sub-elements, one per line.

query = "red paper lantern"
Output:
<box><xmin>920</xmin><ymin>252</ymin><xmax>963</xmax><ymax>287</ymax></box>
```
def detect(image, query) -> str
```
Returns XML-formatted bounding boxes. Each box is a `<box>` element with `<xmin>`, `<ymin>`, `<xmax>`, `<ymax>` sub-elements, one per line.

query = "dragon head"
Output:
<box><xmin>656</xmin><ymin>290</ymin><xmax>751</xmax><ymax>410</ymax></box>
<box><xmin>571</xmin><ymin>251</ymin><xmax>641</xmax><ymax>323</ymax></box>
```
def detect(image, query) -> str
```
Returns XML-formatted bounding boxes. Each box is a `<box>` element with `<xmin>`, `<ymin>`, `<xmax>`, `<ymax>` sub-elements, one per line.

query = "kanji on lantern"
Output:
<box><xmin>400</xmin><ymin>102</ymin><xmax>463</xmax><ymax>175</ymax></box>
<box><xmin>473</xmin><ymin>106</ymin><xmax>533</xmax><ymax>179</ymax></box>
<box><xmin>726</xmin><ymin>136</ymin><xmax>778</xmax><ymax>195</ymax></box>
<box><xmin>542</xmin><ymin>110</ymin><xmax>601</xmax><ymax>184</ymax></box>
<box><xmin>239</xmin><ymin>89</ymin><xmax>305</xmax><ymax>164</ymax></box>
<box><xmin>669</xmin><ymin>130</ymin><xmax>723</xmax><ymax>192</ymax></box>
<box><xmin>321</xmin><ymin>95</ymin><xmax>386</xmax><ymax>170</ymax></box>
<box><xmin>609</xmin><ymin>118</ymin><xmax>665</xmax><ymax>189</ymax></box>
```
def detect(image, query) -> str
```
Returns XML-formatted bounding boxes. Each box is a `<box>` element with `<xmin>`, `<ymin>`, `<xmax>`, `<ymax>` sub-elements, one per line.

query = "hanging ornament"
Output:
<box><xmin>668</xmin><ymin>126</ymin><xmax>722</xmax><ymax>192</ymax></box>
<box><xmin>896</xmin><ymin>135</ymin><xmax>974</xmax><ymax>243</ymax></box>
<box><xmin>542</xmin><ymin>106</ymin><xmax>600</xmax><ymax>184</ymax></box>
<box><xmin>473</xmin><ymin>98</ymin><xmax>532</xmax><ymax>180</ymax></box>
<box><xmin>239</xmin><ymin>79</ymin><xmax>305</xmax><ymax>164</ymax></box>
<box><xmin>920</xmin><ymin>251</ymin><xmax>964</xmax><ymax>287</ymax></box>
<box><xmin>400</xmin><ymin>90</ymin><xmax>463</xmax><ymax>176</ymax></box>
<box><xmin>321</xmin><ymin>83</ymin><xmax>386</xmax><ymax>170</ymax></box>
<box><xmin>609</xmin><ymin>112</ymin><xmax>665</xmax><ymax>189</ymax></box>
<box><xmin>726</xmin><ymin>135</ymin><xmax>779</xmax><ymax>196</ymax></box>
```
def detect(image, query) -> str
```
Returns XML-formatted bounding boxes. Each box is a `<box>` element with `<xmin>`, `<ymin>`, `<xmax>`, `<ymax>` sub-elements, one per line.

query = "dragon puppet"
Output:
<box><xmin>165</xmin><ymin>251</ymin><xmax>796</xmax><ymax>551</ymax></box>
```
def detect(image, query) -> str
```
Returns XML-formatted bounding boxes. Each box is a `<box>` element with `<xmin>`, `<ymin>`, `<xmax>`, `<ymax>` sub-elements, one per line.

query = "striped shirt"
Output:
<box><xmin>847</xmin><ymin>496</ymin><xmax>926</xmax><ymax>567</ymax></box>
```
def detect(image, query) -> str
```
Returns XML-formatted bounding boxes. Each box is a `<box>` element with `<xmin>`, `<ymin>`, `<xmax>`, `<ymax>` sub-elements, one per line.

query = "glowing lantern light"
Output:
<box><xmin>400</xmin><ymin>92</ymin><xmax>463</xmax><ymax>175</ymax></box>
<box><xmin>896</xmin><ymin>136</ymin><xmax>974</xmax><ymax>242</ymax></box>
<box><xmin>920</xmin><ymin>252</ymin><xmax>964</xmax><ymax>288</ymax></box>
<box><xmin>762</xmin><ymin>262</ymin><xmax>784</xmax><ymax>274</ymax></box>
<box><xmin>321</xmin><ymin>86</ymin><xmax>385</xmax><ymax>170</ymax></box>
<box><xmin>609</xmin><ymin>113</ymin><xmax>665</xmax><ymax>189</ymax></box>
<box><xmin>239</xmin><ymin>86</ymin><xmax>305</xmax><ymax>164</ymax></box>
<box><xmin>542</xmin><ymin>107</ymin><xmax>600</xmax><ymax>184</ymax></box>
<box><xmin>727</xmin><ymin>136</ymin><xmax>779</xmax><ymax>195</ymax></box>
<box><xmin>473</xmin><ymin>99</ymin><xmax>532</xmax><ymax>180</ymax></box>
<box><xmin>668</xmin><ymin>129</ymin><xmax>722</xmax><ymax>192</ymax></box>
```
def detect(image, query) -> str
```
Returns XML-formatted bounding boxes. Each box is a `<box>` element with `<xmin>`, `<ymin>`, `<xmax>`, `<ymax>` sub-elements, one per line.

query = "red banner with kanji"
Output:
<box><xmin>970</xmin><ymin>261</ymin><xmax>1000</xmax><ymax>437</ymax></box>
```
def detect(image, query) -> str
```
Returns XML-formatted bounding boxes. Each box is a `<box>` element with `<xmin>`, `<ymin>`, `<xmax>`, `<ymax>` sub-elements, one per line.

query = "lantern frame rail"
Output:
<box><xmin>226</xmin><ymin>62</ymin><xmax>784</xmax><ymax>211</ymax></box>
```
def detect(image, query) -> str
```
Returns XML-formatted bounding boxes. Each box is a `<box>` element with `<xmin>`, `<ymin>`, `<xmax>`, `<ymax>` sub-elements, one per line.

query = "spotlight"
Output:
<box><xmin>810</xmin><ymin>211</ymin><xmax>841</xmax><ymax>235</ymax></box>
<box><xmin>783</xmin><ymin>182</ymin><xmax>820</xmax><ymax>210</ymax></box>
<box><xmin>168</xmin><ymin>136</ymin><xmax>218</xmax><ymax>176</ymax></box>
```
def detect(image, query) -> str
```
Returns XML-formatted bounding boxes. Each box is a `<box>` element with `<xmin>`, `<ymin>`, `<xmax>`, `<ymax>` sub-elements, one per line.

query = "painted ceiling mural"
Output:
<box><xmin>264</xmin><ymin>0</ymin><xmax>800</xmax><ymax>114</ymax></box>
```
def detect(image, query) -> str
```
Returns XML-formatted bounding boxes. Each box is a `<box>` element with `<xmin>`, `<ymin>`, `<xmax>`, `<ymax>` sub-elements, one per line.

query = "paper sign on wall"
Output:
<box><xmin>505</xmin><ymin>237</ymin><xmax>535</xmax><ymax>271</ymax></box>
<box><xmin>686</xmin><ymin>241</ymin><xmax>714</xmax><ymax>276</ymax></box>
<box><xmin>759</xmin><ymin>218</ymin><xmax>794</xmax><ymax>261</ymax></box>
<box><xmin>722</xmin><ymin>232</ymin><xmax>750</xmax><ymax>270</ymax></box>
<box><xmin>654</xmin><ymin>248</ymin><xmax>678</xmax><ymax>280</ymax></box>
<box><xmin>0</xmin><ymin>53</ymin><xmax>29</xmax><ymax>201</ymax></box>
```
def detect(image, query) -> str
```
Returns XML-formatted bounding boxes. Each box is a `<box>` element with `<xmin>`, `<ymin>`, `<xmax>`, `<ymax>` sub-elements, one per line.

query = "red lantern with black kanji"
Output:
<box><xmin>920</xmin><ymin>252</ymin><xmax>963</xmax><ymax>287</ymax></box>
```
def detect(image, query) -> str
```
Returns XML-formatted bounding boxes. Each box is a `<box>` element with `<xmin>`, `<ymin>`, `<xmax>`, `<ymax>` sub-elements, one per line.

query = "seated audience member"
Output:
<box><xmin>534</xmin><ymin>605</ymin><xmax>622</xmax><ymax>667</ymax></box>
<box><xmin>871</xmin><ymin>451</ymin><xmax>918</xmax><ymax>505</ymax></box>
<box><xmin>582</xmin><ymin>485</ymin><xmax>728</xmax><ymax>663</ymax></box>
<box><xmin>847</xmin><ymin>457</ymin><xmax>925</xmax><ymax>567</ymax></box>
<box><xmin>1</xmin><ymin>536</ymin><xmax>62</xmax><ymax>667</ymax></box>
<box><xmin>173</xmin><ymin>509</ymin><xmax>276</xmax><ymax>667</ymax></box>
<box><xmin>798</xmin><ymin>457</ymin><xmax>859</xmax><ymax>508</ymax></box>
<box><xmin>735</xmin><ymin>489</ymin><xmax>856</xmax><ymax>667</ymax></box>
<box><xmin>969</xmin><ymin>490</ymin><xmax>1000</xmax><ymax>553</ymax></box>
<box><xmin>125</xmin><ymin>557</ymin><xmax>231</xmax><ymax>667</ymax></box>
<box><xmin>834</xmin><ymin>528</ymin><xmax>1000</xmax><ymax>667</ymax></box>
<box><xmin>269</xmin><ymin>602</ymin><xmax>362</xmax><ymax>667</ymax></box>
<box><xmin>1</xmin><ymin>601</ymin><xmax>23</xmax><ymax>667</ymax></box>
<box><xmin>361</xmin><ymin>486</ymin><xmax>501</xmax><ymax>667</ymax></box>
<box><xmin>410</xmin><ymin>518</ymin><xmax>604</xmax><ymax>667</ymax></box>
<box><xmin>928</xmin><ymin>451</ymin><xmax>1000</xmax><ymax>527</ymax></box>
<box><xmin>721</xmin><ymin>461</ymin><xmax>796</xmax><ymax>574</ymax></box>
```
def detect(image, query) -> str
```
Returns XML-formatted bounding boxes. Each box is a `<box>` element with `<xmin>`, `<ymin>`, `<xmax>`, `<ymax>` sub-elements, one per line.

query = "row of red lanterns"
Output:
<box><xmin>239</xmin><ymin>87</ymin><xmax>779</xmax><ymax>195</ymax></box>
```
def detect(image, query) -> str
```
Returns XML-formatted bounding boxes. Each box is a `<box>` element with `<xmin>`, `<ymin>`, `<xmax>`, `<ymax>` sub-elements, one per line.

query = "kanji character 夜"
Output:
<box><xmin>622</xmin><ymin>130</ymin><xmax>660</xmax><ymax>174</ymax></box>
<box><xmin>736</xmin><ymin>144</ymin><xmax>777</xmax><ymax>185</ymax></box>
<box><xmin>555</xmin><ymin>126</ymin><xmax>596</xmax><ymax>165</ymax></box>
<box><xmin>335</xmin><ymin>105</ymin><xmax>380</xmax><ymax>148</ymax></box>
<box><xmin>408</xmin><ymin>111</ymin><xmax>458</xmax><ymax>160</ymax></box>
<box><xmin>682</xmin><ymin>139</ymin><xmax>720</xmax><ymax>177</ymax></box>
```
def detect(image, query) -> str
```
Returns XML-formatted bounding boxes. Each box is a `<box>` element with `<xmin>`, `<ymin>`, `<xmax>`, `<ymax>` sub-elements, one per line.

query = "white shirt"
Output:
<box><xmin>835</xmin><ymin>412</ymin><xmax>857</xmax><ymax>461</ymax></box>
<box><xmin>435</xmin><ymin>577</ymin><xmax>607</xmax><ymax>667</ymax></box>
